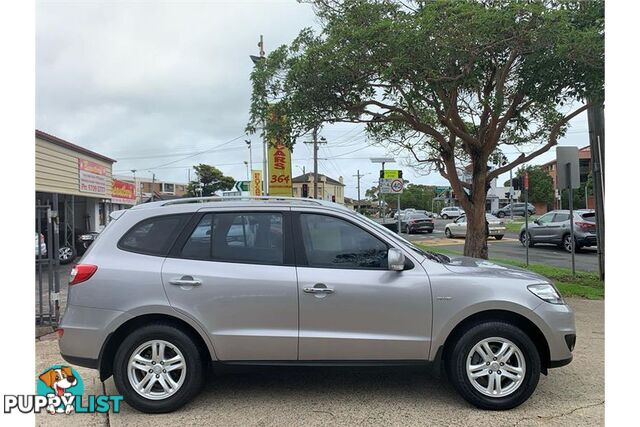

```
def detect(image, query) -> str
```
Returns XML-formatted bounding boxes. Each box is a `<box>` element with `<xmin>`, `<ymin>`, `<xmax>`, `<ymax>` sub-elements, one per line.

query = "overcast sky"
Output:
<box><xmin>36</xmin><ymin>0</ymin><xmax>591</xmax><ymax>199</ymax></box>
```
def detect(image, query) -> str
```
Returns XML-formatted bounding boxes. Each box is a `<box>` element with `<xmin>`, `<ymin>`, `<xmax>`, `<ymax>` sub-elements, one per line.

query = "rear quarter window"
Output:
<box><xmin>118</xmin><ymin>214</ymin><xmax>191</xmax><ymax>256</ymax></box>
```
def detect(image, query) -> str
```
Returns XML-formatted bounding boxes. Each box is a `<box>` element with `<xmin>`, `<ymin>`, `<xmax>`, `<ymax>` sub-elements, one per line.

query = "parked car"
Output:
<box><xmin>77</xmin><ymin>231</ymin><xmax>101</xmax><ymax>255</ymax></box>
<box><xmin>400</xmin><ymin>212</ymin><xmax>434</xmax><ymax>234</ymax></box>
<box><xmin>493</xmin><ymin>203</ymin><xmax>536</xmax><ymax>218</ymax></box>
<box><xmin>59</xmin><ymin>197</ymin><xmax>575</xmax><ymax>413</ymax></box>
<box><xmin>444</xmin><ymin>214</ymin><xmax>506</xmax><ymax>240</ymax></box>
<box><xmin>35</xmin><ymin>232</ymin><xmax>47</xmax><ymax>258</ymax></box>
<box><xmin>439</xmin><ymin>206</ymin><xmax>464</xmax><ymax>219</ymax></box>
<box><xmin>519</xmin><ymin>209</ymin><xmax>597</xmax><ymax>252</ymax></box>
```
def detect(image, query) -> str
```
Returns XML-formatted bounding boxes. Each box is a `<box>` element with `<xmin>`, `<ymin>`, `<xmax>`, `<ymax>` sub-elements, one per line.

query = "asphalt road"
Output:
<box><xmin>35</xmin><ymin>298</ymin><xmax>604</xmax><ymax>426</ymax></box>
<box><xmin>404</xmin><ymin>219</ymin><xmax>600</xmax><ymax>273</ymax></box>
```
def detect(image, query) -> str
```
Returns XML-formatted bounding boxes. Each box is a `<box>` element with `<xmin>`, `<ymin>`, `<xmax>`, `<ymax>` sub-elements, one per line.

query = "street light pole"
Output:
<box><xmin>245</xmin><ymin>139</ymin><xmax>253</xmax><ymax>176</ymax></box>
<box><xmin>370</xmin><ymin>157</ymin><xmax>395</xmax><ymax>218</ymax></box>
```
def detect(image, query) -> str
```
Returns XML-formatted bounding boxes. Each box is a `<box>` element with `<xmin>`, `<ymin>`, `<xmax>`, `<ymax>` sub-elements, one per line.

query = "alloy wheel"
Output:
<box><xmin>563</xmin><ymin>235</ymin><xmax>573</xmax><ymax>252</ymax></box>
<box><xmin>466</xmin><ymin>337</ymin><xmax>526</xmax><ymax>398</ymax></box>
<box><xmin>59</xmin><ymin>247</ymin><xmax>73</xmax><ymax>260</ymax></box>
<box><xmin>127</xmin><ymin>340</ymin><xmax>187</xmax><ymax>400</ymax></box>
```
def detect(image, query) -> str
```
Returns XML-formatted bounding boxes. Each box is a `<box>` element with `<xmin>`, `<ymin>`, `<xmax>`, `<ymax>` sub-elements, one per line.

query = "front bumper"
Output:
<box><xmin>533</xmin><ymin>301</ymin><xmax>576</xmax><ymax>365</ymax></box>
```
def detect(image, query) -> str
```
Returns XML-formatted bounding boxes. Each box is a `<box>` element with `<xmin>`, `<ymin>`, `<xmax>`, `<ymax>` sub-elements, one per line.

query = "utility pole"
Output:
<box><xmin>353</xmin><ymin>170</ymin><xmax>364</xmax><ymax>212</ymax></box>
<box><xmin>587</xmin><ymin>102</ymin><xmax>605</xmax><ymax>280</ymax></box>
<box><xmin>304</xmin><ymin>127</ymin><xmax>326</xmax><ymax>199</ymax></box>
<box><xmin>245</xmin><ymin>139</ymin><xmax>253</xmax><ymax>177</ymax></box>
<box><xmin>150</xmin><ymin>173</ymin><xmax>156</xmax><ymax>202</ymax></box>
<box><xmin>250</xmin><ymin>35</ymin><xmax>268</xmax><ymax>196</ymax></box>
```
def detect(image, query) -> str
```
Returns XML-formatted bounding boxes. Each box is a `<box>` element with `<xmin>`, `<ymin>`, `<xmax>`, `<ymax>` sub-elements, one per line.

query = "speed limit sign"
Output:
<box><xmin>390</xmin><ymin>178</ymin><xmax>404</xmax><ymax>194</ymax></box>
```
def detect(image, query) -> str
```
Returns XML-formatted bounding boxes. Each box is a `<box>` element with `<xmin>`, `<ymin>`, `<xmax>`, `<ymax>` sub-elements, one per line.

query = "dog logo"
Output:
<box><xmin>37</xmin><ymin>365</ymin><xmax>84</xmax><ymax>414</ymax></box>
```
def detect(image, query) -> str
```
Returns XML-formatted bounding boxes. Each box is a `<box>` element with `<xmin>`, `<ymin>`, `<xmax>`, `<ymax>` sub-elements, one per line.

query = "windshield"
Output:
<box><xmin>351</xmin><ymin>211</ymin><xmax>449</xmax><ymax>263</ymax></box>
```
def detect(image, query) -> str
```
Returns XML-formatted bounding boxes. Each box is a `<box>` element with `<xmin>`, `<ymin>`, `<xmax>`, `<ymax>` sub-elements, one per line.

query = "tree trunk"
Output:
<box><xmin>462</xmin><ymin>157</ymin><xmax>489</xmax><ymax>259</ymax></box>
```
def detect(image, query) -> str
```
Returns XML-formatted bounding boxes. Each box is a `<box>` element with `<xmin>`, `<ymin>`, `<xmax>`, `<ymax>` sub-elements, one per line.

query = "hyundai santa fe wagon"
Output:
<box><xmin>58</xmin><ymin>197</ymin><xmax>575</xmax><ymax>413</ymax></box>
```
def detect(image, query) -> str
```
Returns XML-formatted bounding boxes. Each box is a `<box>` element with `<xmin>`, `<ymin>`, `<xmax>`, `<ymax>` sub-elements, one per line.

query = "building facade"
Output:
<box><xmin>291</xmin><ymin>173</ymin><xmax>345</xmax><ymax>204</ymax></box>
<box><xmin>36</xmin><ymin>130</ymin><xmax>134</xmax><ymax>255</ymax></box>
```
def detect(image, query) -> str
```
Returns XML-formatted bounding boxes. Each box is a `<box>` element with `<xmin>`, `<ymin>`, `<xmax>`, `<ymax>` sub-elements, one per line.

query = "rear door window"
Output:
<box><xmin>119</xmin><ymin>214</ymin><xmax>191</xmax><ymax>256</ymax></box>
<box><xmin>180</xmin><ymin>212</ymin><xmax>284</xmax><ymax>265</ymax></box>
<box><xmin>553</xmin><ymin>213</ymin><xmax>570</xmax><ymax>222</ymax></box>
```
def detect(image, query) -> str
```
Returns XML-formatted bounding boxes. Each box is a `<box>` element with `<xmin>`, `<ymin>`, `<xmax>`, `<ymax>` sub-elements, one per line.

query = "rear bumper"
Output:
<box><xmin>58</xmin><ymin>304</ymin><xmax>129</xmax><ymax>363</ymax></box>
<box><xmin>577</xmin><ymin>234</ymin><xmax>597</xmax><ymax>247</ymax></box>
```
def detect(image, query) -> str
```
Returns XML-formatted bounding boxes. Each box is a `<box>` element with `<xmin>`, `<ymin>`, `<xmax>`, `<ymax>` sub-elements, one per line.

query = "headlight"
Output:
<box><xmin>528</xmin><ymin>283</ymin><xmax>564</xmax><ymax>304</ymax></box>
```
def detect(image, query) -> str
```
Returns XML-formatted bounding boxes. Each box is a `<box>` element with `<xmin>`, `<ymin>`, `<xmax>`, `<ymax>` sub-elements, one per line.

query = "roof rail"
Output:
<box><xmin>159</xmin><ymin>195</ymin><xmax>326</xmax><ymax>207</ymax></box>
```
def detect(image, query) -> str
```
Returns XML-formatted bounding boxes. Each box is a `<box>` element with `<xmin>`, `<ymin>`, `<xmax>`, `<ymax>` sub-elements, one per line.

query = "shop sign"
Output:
<box><xmin>111</xmin><ymin>179</ymin><xmax>136</xmax><ymax>204</ymax></box>
<box><xmin>78</xmin><ymin>159</ymin><xmax>107</xmax><ymax>195</ymax></box>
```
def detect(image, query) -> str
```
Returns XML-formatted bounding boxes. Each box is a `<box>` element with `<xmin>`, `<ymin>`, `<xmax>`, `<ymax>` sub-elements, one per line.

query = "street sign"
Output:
<box><xmin>234</xmin><ymin>181</ymin><xmax>250</xmax><ymax>192</ymax></box>
<box><xmin>381</xmin><ymin>169</ymin><xmax>402</xmax><ymax>179</ymax></box>
<box><xmin>380</xmin><ymin>178</ymin><xmax>404</xmax><ymax>194</ymax></box>
<box><xmin>556</xmin><ymin>146</ymin><xmax>580</xmax><ymax>189</ymax></box>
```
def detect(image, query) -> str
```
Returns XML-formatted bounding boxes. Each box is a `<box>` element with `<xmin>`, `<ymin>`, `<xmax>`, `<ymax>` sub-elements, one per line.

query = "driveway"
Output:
<box><xmin>35</xmin><ymin>298</ymin><xmax>603</xmax><ymax>426</ymax></box>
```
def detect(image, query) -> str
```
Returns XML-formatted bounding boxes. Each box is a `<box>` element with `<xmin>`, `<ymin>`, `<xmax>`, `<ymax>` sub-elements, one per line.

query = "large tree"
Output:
<box><xmin>186</xmin><ymin>164</ymin><xmax>235</xmax><ymax>197</ymax></box>
<box><xmin>247</xmin><ymin>0</ymin><xmax>603</xmax><ymax>259</ymax></box>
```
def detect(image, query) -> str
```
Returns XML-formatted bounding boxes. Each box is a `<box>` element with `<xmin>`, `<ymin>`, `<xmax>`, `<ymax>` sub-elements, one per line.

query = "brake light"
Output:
<box><xmin>56</xmin><ymin>328</ymin><xmax>64</xmax><ymax>338</ymax></box>
<box><xmin>575</xmin><ymin>221</ymin><xmax>595</xmax><ymax>231</ymax></box>
<box><xmin>69</xmin><ymin>264</ymin><xmax>98</xmax><ymax>285</ymax></box>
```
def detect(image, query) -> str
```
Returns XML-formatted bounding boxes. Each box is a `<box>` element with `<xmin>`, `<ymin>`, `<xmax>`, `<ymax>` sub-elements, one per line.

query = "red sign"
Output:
<box><xmin>112</xmin><ymin>179</ymin><xmax>136</xmax><ymax>204</ymax></box>
<box><xmin>524</xmin><ymin>172</ymin><xmax>529</xmax><ymax>190</ymax></box>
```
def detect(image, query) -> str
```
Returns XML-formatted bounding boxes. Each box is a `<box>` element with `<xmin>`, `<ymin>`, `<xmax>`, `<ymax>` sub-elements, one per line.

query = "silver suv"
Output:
<box><xmin>58</xmin><ymin>197</ymin><xmax>575</xmax><ymax>413</ymax></box>
<box><xmin>519</xmin><ymin>209</ymin><xmax>597</xmax><ymax>252</ymax></box>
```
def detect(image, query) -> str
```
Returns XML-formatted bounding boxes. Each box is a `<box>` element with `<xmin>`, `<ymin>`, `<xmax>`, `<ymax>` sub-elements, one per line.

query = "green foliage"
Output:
<box><xmin>517</xmin><ymin>165</ymin><xmax>554</xmax><ymax>206</ymax></box>
<box><xmin>186</xmin><ymin>164</ymin><xmax>235</xmax><ymax>197</ymax></box>
<box><xmin>247</xmin><ymin>0</ymin><xmax>604</xmax><ymax>258</ymax></box>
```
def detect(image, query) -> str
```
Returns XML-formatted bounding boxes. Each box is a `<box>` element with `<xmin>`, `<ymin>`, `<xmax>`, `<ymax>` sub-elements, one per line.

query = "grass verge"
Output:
<box><xmin>416</xmin><ymin>244</ymin><xmax>604</xmax><ymax>300</ymax></box>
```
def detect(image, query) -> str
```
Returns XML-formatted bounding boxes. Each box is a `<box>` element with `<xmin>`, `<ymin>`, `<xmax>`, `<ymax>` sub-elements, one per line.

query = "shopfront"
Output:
<box><xmin>35</xmin><ymin>130</ymin><xmax>117</xmax><ymax>254</ymax></box>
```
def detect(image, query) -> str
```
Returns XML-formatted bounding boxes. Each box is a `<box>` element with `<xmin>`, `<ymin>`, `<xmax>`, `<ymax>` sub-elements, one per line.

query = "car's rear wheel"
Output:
<box><xmin>58</xmin><ymin>246</ymin><xmax>76</xmax><ymax>264</ymax></box>
<box><xmin>113</xmin><ymin>324</ymin><xmax>205</xmax><ymax>413</ymax></box>
<box><xmin>446</xmin><ymin>321</ymin><xmax>541</xmax><ymax>410</ymax></box>
<box><xmin>445</xmin><ymin>228</ymin><xmax>453</xmax><ymax>238</ymax></box>
<box><xmin>494</xmin><ymin>235</ymin><xmax>504</xmax><ymax>240</ymax></box>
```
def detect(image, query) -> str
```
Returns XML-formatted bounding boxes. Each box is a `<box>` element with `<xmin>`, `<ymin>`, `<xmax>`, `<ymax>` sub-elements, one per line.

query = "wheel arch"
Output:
<box><xmin>98</xmin><ymin>313</ymin><xmax>214</xmax><ymax>381</ymax></box>
<box><xmin>438</xmin><ymin>309</ymin><xmax>551</xmax><ymax>374</ymax></box>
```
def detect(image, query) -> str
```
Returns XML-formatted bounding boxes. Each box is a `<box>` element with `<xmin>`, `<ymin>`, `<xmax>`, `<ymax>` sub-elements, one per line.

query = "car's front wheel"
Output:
<box><xmin>445</xmin><ymin>228</ymin><xmax>453</xmax><ymax>238</ymax></box>
<box><xmin>442</xmin><ymin>214</ymin><xmax>449</xmax><ymax>219</ymax></box>
<box><xmin>446</xmin><ymin>321</ymin><xmax>541</xmax><ymax>410</ymax></box>
<box><xmin>113</xmin><ymin>323</ymin><xmax>205</xmax><ymax>413</ymax></box>
<box><xmin>497</xmin><ymin>211</ymin><xmax>505</xmax><ymax>218</ymax></box>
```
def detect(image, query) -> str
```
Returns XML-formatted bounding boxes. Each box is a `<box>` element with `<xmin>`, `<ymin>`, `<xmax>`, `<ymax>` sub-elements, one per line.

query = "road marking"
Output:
<box><xmin>413</xmin><ymin>237</ymin><xmax>520</xmax><ymax>247</ymax></box>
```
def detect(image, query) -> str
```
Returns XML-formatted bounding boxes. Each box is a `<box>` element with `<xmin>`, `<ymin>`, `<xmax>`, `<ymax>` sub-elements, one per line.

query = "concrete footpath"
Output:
<box><xmin>35</xmin><ymin>298</ymin><xmax>604</xmax><ymax>426</ymax></box>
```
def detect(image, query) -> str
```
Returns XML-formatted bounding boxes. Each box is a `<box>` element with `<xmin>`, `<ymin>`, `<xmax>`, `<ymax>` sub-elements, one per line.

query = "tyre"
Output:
<box><xmin>113</xmin><ymin>323</ymin><xmax>205</xmax><ymax>413</ymax></box>
<box><xmin>519</xmin><ymin>232</ymin><xmax>533</xmax><ymax>248</ymax></box>
<box><xmin>494</xmin><ymin>235</ymin><xmax>504</xmax><ymax>240</ymax></box>
<box><xmin>445</xmin><ymin>321</ymin><xmax>541</xmax><ymax>410</ymax></box>
<box><xmin>407</xmin><ymin>226</ymin><xmax>413</xmax><ymax>234</ymax></box>
<box><xmin>442</xmin><ymin>214</ymin><xmax>449</xmax><ymax>219</ymax></box>
<box><xmin>58</xmin><ymin>246</ymin><xmax>76</xmax><ymax>265</ymax></box>
<box><xmin>497</xmin><ymin>211</ymin><xmax>505</xmax><ymax>218</ymax></box>
<box><xmin>562</xmin><ymin>234</ymin><xmax>575</xmax><ymax>253</ymax></box>
<box><xmin>427</xmin><ymin>229</ymin><xmax>433</xmax><ymax>234</ymax></box>
<box><xmin>445</xmin><ymin>228</ymin><xmax>453</xmax><ymax>238</ymax></box>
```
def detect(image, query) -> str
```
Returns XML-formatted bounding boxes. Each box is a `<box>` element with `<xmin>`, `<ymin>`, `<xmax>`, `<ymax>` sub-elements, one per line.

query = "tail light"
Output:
<box><xmin>69</xmin><ymin>264</ymin><xmax>98</xmax><ymax>285</ymax></box>
<box><xmin>575</xmin><ymin>221</ymin><xmax>595</xmax><ymax>231</ymax></box>
<box><xmin>56</xmin><ymin>328</ymin><xmax>64</xmax><ymax>338</ymax></box>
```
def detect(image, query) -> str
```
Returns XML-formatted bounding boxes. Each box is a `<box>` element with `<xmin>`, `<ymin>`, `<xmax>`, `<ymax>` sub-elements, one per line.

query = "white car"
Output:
<box><xmin>439</xmin><ymin>206</ymin><xmax>464</xmax><ymax>219</ymax></box>
<box><xmin>444</xmin><ymin>213</ymin><xmax>505</xmax><ymax>240</ymax></box>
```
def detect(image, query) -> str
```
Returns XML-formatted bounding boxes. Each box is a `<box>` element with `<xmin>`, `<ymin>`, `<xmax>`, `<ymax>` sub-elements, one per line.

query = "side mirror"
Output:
<box><xmin>533</xmin><ymin>219</ymin><xmax>540</xmax><ymax>225</ymax></box>
<box><xmin>388</xmin><ymin>248</ymin><xmax>406</xmax><ymax>271</ymax></box>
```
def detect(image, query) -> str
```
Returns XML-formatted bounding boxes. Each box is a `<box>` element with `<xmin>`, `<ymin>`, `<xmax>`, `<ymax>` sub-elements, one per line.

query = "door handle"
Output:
<box><xmin>303</xmin><ymin>283</ymin><xmax>334</xmax><ymax>294</ymax></box>
<box><xmin>169</xmin><ymin>276</ymin><xmax>202</xmax><ymax>287</ymax></box>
